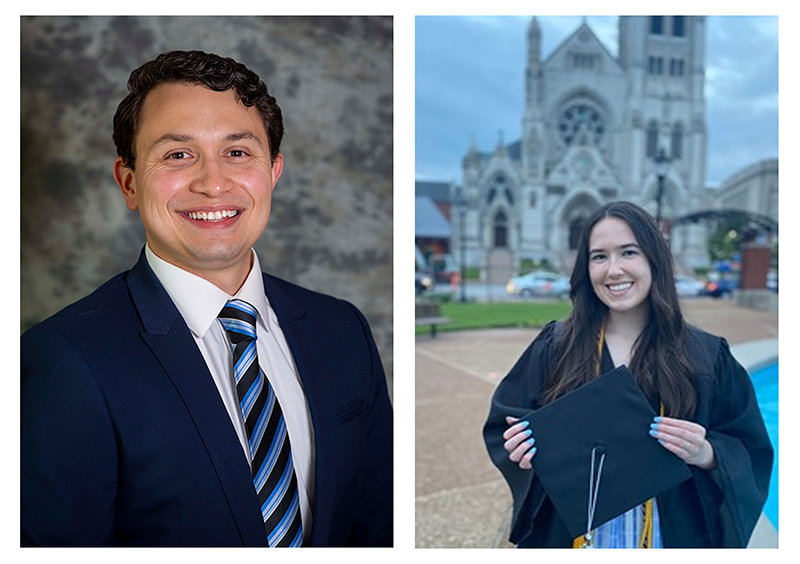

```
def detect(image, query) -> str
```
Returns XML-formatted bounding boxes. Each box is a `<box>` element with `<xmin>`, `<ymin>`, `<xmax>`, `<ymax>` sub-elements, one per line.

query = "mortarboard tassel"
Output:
<box><xmin>639</xmin><ymin>498</ymin><xmax>654</xmax><ymax>548</ymax></box>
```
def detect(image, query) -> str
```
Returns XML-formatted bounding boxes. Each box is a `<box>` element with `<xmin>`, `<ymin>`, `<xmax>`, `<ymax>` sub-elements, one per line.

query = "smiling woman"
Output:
<box><xmin>588</xmin><ymin>219</ymin><xmax>653</xmax><ymax>325</ymax></box>
<box><xmin>484</xmin><ymin>201</ymin><xmax>774</xmax><ymax>548</ymax></box>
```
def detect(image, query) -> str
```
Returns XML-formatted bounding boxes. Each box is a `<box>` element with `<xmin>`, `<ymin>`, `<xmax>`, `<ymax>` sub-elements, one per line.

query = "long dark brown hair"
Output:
<box><xmin>544</xmin><ymin>201</ymin><xmax>697</xmax><ymax>418</ymax></box>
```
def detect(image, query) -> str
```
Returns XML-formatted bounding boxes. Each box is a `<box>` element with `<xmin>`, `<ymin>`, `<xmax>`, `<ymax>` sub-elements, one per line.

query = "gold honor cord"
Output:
<box><xmin>572</xmin><ymin>323</ymin><xmax>659</xmax><ymax>549</ymax></box>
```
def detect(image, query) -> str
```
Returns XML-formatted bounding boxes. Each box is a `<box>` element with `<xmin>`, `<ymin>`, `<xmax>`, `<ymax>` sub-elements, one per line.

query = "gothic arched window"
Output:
<box><xmin>493</xmin><ymin>210</ymin><xmax>508</xmax><ymax>248</ymax></box>
<box><xmin>488</xmin><ymin>174</ymin><xmax>514</xmax><ymax>207</ymax></box>
<box><xmin>568</xmin><ymin>217</ymin><xmax>586</xmax><ymax>250</ymax></box>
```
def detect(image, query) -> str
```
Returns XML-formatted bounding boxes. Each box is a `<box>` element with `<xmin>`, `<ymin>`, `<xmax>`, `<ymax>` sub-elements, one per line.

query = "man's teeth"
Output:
<box><xmin>187</xmin><ymin>210</ymin><xmax>239</xmax><ymax>221</ymax></box>
<box><xmin>609</xmin><ymin>282</ymin><xmax>633</xmax><ymax>291</ymax></box>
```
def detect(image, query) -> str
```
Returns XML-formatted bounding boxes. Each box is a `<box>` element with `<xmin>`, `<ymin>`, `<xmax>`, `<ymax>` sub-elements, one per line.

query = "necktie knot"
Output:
<box><xmin>219</xmin><ymin>299</ymin><xmax>258</xmax><ymax>343</ymax></box>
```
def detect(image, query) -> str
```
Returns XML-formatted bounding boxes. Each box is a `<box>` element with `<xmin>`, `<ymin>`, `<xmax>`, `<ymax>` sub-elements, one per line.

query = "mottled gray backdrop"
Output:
<box><xmin>20</xmin><ymin>16</ymin><xmax>393</xmax><ymax>390</ymax></box>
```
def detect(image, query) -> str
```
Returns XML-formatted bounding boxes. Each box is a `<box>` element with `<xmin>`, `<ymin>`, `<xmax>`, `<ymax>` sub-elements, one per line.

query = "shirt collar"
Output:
<box><xmin>145</xmin><ymin>244</ymin><xmax>271</xmax><ymax>338</ymax></box>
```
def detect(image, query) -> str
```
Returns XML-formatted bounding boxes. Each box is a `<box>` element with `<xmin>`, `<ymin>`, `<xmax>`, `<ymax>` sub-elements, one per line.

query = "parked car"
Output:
<box><xmin>766</xmin><ymin>270</ymin><xmax>778</xmax><ymax>293</ymax></box>
<box><xmin>702</xmin><ymin>276</ymin><xmax>737</xmax><ymax>298</ymax></box>
<box><xmin>675</xmin><ymin>274</ymin><xmax>705</xmax><ymax>297</ymax></box>
<box><xmin>506</xmin><ymin>271</ymin><xmax>570</xmax><ymax>298</ymax></box>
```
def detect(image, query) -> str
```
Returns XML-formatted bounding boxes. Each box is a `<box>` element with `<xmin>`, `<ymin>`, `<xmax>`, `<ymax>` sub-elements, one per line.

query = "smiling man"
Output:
<box><xmin>115</xmin><ymin>83</ymin><xmax>281</xmax><ymax>294</ymax></box>
<box><xmin>21</xmin><ymin>51</ymin><xmax>393</xmax><ymax>547</ymax></box>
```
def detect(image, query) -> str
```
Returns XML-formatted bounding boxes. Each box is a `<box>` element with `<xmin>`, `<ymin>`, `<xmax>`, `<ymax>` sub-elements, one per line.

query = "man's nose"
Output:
<box><xmin>190</xmin><ymin>156</ymin><xmax>232</xmax><ymax>196</ymax></box>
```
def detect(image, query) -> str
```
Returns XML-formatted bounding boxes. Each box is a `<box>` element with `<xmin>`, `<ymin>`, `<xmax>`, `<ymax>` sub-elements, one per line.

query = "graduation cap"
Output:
<box><xmin>525</xmin><ymin>365</ymin><xmax>692</xmax><ymax>541</ymax></box>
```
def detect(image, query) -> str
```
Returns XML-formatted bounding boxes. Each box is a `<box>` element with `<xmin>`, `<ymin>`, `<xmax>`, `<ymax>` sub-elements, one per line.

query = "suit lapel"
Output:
<box><xmin>126</xmin><ymin>250</ymin><xmax>268</xmax><ymax>546</ymax></box>
<box><xmin>262</xmin><ymin>274</ymin><xmax>337</xmax><ymax>546</ymax></box>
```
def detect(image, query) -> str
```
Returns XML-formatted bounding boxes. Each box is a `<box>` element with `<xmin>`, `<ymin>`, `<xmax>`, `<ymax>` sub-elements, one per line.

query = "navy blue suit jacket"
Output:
<box><xmin>21</xmin><ymin>250</ymin><xmax>393</xmax><ymax>546</ymax></box>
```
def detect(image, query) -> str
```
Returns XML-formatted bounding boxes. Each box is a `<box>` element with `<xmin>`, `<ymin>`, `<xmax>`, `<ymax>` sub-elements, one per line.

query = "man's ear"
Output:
<box><xmin>271</xmin><ymin>153</ymin><xmax>284</xmax><ymax>187</ymax></box>
<box><xmin>114</xmin><ymin>157</ymin><xmax>139</xmax><ymax>211</ymax></box>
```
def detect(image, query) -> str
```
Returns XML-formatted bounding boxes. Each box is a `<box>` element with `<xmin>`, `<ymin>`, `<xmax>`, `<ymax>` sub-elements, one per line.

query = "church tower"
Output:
<box><xmin>617</xmin><ymin>16</ymin><xmax>708</xmax><ymax>265</ymax></box>
<box><xmin>523</xmin><ymin>16</ymin><xmax>546</xmax><ymax>184</ymax></box>
<box><xmin>520</xmin><ymin>17</ymin><xmax>548</xmax><ymax>262</ymax></box>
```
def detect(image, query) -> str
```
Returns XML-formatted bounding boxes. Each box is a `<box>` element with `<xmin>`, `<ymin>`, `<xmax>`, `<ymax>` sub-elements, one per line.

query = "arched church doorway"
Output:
<box><xmin>487</xmin><ymin>209</ymin><xmax>513</xmax><ymax>284</ymax></box>
<box><xmin>493</xmin><ymin>210</ymin><xmax>509</xmax><ymax>248</ymax></box>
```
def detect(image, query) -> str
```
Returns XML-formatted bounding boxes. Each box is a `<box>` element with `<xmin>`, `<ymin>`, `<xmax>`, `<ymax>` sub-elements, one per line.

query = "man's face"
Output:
<box><xmin>114</xmin><ymin>82</ymin><xmax>282</xmax><ymax>290</ymax></box>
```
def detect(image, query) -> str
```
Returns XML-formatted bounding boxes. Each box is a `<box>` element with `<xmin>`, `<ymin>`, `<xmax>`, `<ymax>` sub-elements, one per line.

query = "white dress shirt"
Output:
<box><xmin>145</xmin><ymin>244</ymin><xmax>314</xmax><ymax>541</ymax></box>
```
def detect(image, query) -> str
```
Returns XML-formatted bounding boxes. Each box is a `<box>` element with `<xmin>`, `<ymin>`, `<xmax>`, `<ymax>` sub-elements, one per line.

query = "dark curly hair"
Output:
<box><xmin>112</xmin><ymin>50</ymin><xmax>283</xmax><ymax>169</ymax></box>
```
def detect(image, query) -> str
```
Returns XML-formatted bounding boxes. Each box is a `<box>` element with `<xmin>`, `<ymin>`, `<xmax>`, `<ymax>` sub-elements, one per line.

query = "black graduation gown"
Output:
<box><xmin>483</xmin><ymin>321</ymin><xmax>774</xmax><ymax>548</ymax></box>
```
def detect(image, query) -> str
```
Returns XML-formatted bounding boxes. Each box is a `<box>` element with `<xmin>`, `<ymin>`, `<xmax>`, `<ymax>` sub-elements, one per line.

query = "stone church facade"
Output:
<box><xmin>454</xmin><ymin>16</ymin><xmax>710</xmax><ymax>282</ymax></box>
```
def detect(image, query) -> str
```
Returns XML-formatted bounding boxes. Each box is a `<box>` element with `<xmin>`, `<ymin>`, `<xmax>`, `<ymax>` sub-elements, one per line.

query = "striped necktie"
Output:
<box><xmin>218</xmin><ymin>299</ymin><xmax>303</xmax><ymax>547</ymax></box>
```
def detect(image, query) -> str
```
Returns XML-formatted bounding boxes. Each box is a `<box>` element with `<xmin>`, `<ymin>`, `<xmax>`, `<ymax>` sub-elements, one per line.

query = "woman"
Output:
<box><xmin>483</xmin><ymin>201</ymin><xmax>773</xmax><ymax>548</ymax></box>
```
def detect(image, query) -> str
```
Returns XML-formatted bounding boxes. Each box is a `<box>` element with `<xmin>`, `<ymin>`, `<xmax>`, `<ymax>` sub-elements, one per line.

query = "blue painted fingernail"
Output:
<box><xmin>654</xmin><ymin>416</ymin><xmax>663</xmax><ymax>422</ymax></box>
<box><xmin>520</xmin><ymin>420</ymin><xmax>530</xmax><ymax>429</ymax></box>
<box><xmin>528</xmin><ymin>447</ymin><xmax>537</xmax><ymax>457</ymax></box>
<box><xmin>526</xmin><ymin>438</ymin><xmax>535</xmax><ymax>446</ymax></box>
<box><xmin>650</xmin><ymin>422</ymin><xmax>659</xmax><ymax>430</ymax></box>
<box><xmin>649</xmin><ymin>429</ymin><xmax>658</xmax><ymax>437</ymax></box>
<box><xmin>524</xmin><ymin>429</ymin><xmax>533</xmax><ymax>437</ymax></box>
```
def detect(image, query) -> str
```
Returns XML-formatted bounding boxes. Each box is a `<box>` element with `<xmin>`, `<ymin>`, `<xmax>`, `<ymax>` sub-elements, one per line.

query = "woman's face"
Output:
<box><xmin>587</xmin><ymin>217</ymin><xmax>653</xmax><ymax>317</ymax></box>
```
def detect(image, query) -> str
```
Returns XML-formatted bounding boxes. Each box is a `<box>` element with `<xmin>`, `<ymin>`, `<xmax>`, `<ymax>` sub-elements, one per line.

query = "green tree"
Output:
<box><xmin>707</xmin><ymin>217</ymin><xmax>748</xmax><ymax>263</ymax></box>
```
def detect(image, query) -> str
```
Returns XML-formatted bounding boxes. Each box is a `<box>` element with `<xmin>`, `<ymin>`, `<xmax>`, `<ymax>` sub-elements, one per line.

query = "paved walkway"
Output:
<box><xmin>415</xmin><ymin>297</ymin><xmax>779</xmax><ymax>548</ymax></box>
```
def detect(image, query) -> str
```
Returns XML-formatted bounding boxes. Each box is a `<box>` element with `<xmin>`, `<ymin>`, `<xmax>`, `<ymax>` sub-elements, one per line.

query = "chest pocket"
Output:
<box><xmin>335</xmin><ymin>395</ymin><xmax>365</xmax><ymax>425</ymax></box>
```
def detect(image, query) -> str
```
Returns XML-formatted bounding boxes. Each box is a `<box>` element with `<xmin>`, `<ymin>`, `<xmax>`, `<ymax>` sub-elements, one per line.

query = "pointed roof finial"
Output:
<box><xmin>528</xmin><ymin>16</ymin><xmax>542</xmax><ymax>64</ymax></box>
<box><xmin>467</xmin><ymin>132</ymin><xmax>478</xmax><ymax>154</ymax></box>
<box><xmin>494</xmin><ymin>130</ymin><xmax>507</xmax><ymax>156</ymax></box>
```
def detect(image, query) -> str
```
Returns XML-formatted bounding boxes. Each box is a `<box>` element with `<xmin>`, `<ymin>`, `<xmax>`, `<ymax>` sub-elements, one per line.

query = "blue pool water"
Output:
<box><xmin>750</xmin><ymin>362</ymin><xmax>778</xmax><ymax>529</ymax></box>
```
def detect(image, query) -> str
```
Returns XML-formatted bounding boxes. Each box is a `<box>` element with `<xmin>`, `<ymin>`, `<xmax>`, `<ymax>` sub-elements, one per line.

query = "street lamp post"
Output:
<box><xmin>454</xmin><ymin>187</ymin><xmax>467</xmax><ymax>302</ymax></box>
<box><xmin>653</xmin><ymin>148</ymin><xmax>671</xmax><ymax>229</ymax></box>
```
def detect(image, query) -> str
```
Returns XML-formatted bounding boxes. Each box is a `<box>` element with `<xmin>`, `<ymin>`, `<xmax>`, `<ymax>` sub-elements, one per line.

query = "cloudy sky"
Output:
<box><xmin>415</xmin><ymin>15</ymin><xmax>779</xmax><ymax>188</ymax></box>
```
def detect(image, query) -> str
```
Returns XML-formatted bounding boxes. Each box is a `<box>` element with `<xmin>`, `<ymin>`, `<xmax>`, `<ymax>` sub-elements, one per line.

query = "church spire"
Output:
<box><xmin>528</xmin><ymin>16</ymin><xmax>541</xmax><ymax>66</ymax></box>
<box><xmin>526</xmin><ymin>17</ymin><xmax>544</xmax><ymax>112</ymax></box>
<box><xmin>463</xmin><ymin>133</ymin><xmax>481</xmax><ymax>169</ymax></box>
<box><xmin>494</xmin><ymin>130</ymin><xmax>507</xmax><ymax>157</ymax></box>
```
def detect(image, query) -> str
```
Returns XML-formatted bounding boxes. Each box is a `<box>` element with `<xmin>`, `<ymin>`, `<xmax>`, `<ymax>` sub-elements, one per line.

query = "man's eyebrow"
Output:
<box><xmin>225</xmin><ymin>131</ymin><xmax>264</xmax><ymax>147</ymax></box>
<box><xmin>149</xmin><ymin>133</ymin><xmax>194</xmax><ymax>150</ymax></box>
<box><xmin>148</xmin><ymin>131</ymin><xmax>265</xmax><ymax>151</ymax></box>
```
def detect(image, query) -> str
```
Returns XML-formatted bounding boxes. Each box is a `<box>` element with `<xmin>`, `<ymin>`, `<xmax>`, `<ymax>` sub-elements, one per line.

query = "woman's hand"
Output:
<box><xmin>650</xmin><ymin>416</ymin><xmax>716</xmax><ymax>470</ymax></box>
<box><xmin>503</xmin><ymin>416</ymin><xmax>537</xmax><ymax>470</ymax></box>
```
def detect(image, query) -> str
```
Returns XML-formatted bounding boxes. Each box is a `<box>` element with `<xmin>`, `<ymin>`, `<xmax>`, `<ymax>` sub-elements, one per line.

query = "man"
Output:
<box><xmin>21</xmin><ymin>50</ymin><xmax>393</xmax><ymax>547</ymax></box>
